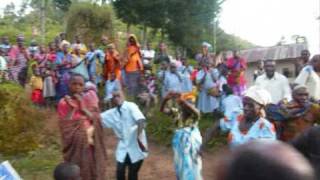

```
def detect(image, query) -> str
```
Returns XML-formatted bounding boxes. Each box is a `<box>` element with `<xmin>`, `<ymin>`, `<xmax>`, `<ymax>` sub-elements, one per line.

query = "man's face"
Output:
<box><xmin>264</xmin><ymin>61</ymin><xmax>276</xmax><ymax>78</ymax></box>
<box><xmin>17</xmin><ymin>37</ymin><xmax>24</xmax><ymax>47</ymax></box>
<box><xmin>159</xmin><ymin>43</ymin><xmax>166</xmax><ymax>51</ymax></box>
<box><xmin>293</xmin><ymin>88</ymin><xmax>309</xmax><ymax>105</ymax></box>
<box><xmin>170</xmin><ymin>65</ymin><xmax>177</xmax><ymax>73</ymax></box>
<box><xmin>301</xmin><ymin>50</ymin><xmax>310</xmax><ymax>61</ymax></box>
<box><xmin>147</xmin><ymin>43</ymin><xmax>151</xmax><ymax>50</ymax></box>
<box><xmin>112</xmin><ymin>91</ymin><xmax>124</xmax><ymax>106</ymax></box>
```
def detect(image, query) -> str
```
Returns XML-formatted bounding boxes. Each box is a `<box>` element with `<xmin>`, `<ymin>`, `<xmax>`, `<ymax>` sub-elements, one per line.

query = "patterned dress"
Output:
<box><xmin>169</xmin><ymin>101</ymin><xmax>203</xmax><ymax>180</ymax></box>
<box><xmin>228</xmin><ymin>115</ymin><xmax>276</xmax><ymax>148</ymax></box>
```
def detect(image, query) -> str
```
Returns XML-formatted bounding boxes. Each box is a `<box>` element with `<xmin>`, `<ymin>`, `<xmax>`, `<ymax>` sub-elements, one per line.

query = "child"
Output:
<box><xmin>203</xmin><ymin>84</ymin><xmax>243</xmax><ymax>144</ymax></box>
<box><xmin>136</xmin><ymin>75</ymin><xmax>157</xmax><ymax>115</ymax></box>
<box><xmin>53</xmin><ymin>162</ymin><xmax>81</xmax><ymax>180</ymax></box>
<box><xmin>178</xmin><ymin>58</ymin><xmax>193</xmax><ymax>93</ymax></box>
<box><xmin>30</xmin><ymin>64</ymin><xmax>44</xmax><ymax>106</ymax></box>
<box><xmin>0</xmin><ymin>49</ymin><xmax>8</xmax><ymax>82</ymax></box>
<box><xmin>104</xmin><ymin>72</ymin><xmax>121</xmax><ymax>109</ymax></box>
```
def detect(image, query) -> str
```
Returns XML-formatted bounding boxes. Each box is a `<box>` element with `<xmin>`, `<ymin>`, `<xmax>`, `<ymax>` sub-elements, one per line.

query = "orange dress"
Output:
<box><xmin>125</xmin><ymin>45</ymin><xmax>143</xmax><ymax>73</ymax></box>
<box><xmin>104</xmin><ymin>50</ymin><xmax>121</xmax><ymax>80</ymax></box>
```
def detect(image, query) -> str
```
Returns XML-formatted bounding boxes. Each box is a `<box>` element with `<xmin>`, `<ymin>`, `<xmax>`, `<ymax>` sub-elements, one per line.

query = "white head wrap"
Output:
<box><xmin>202</xmin><ymin>41</ymin><xmax>212</xmax><ymax>48</ymax></box>
<box><xmin>244</xmin><ymin>86</ymin><xmax>272</xmax><ymax>106</ymax></box>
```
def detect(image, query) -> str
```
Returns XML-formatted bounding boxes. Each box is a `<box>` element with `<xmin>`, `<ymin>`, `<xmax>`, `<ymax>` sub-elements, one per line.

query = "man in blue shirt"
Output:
<box><xmin>101</xmin><ymin>90</ymin><xmax>148</xmax><ymax>180</ymax></box>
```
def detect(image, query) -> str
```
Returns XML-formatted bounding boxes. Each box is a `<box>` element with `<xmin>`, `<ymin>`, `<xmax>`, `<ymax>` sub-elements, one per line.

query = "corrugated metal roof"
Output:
<box><xmin>239</xmin><ymin>43</ymin><xmax>308</xmax><ymax>63</ymax></box>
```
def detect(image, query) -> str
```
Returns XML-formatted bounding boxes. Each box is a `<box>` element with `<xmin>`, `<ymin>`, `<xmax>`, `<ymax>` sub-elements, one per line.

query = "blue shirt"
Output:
<box><xmin>104</xmin><ymin>79</ymin><xmax>121</xmax><ymax>100</ymax></box>
<box><xmin>101</xmin><ymin>101</ymin><xmax>148</xmax><ymax>163</ymax></box>
<box><xmin>163</xmin><ymin>72</ymin><xmax>183</xmax><ymax>95</ymax></box>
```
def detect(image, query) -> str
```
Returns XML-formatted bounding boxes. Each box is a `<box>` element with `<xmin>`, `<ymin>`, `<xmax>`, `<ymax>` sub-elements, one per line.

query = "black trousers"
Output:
<box><xmin>116</xmin><ymin>154</ymin><xmax>144</xmax><ymax>180</ymax></box>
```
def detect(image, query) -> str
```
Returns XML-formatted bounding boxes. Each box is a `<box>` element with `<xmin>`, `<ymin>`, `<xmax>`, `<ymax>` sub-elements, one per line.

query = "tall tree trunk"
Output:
<box><xmin>142</xmin><ymin>24</ymin><xmax>147</xmax><ymax>47</ymax></box>
<box><xmin>126</xmin><ymin>23</ymin><xmax>131</xmax><ymax>34</ymax></box>
<box><xmin>40</xmin><ymin>0</ymin><xmax>46</xmax><ymax>43</ymax></box>
<box><xmin>160</xmin><ymin>28</ymin><xmax>165</xmax><ymax>41</ymax></box>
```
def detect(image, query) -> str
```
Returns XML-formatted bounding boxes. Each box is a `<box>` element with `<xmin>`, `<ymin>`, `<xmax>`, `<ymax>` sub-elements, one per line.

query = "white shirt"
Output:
<box><xmin>0</xmin><ymin>56</ymin><xmax>7</xmax><ymax>71</ymax></box>
<box><xmin>142</xmin><ymin>49</ymin><xmax>155</xmax><ymax>59</ymax></box>
<box><xmin>255</xmin><ymin>72</ymin><xmax>292</xmax><ymax>104</ymax></box>
<box><xmin>101</xmin><ymin>101</ymin><xmax>148</xmax><ymax>163</ymax></box>
<box><xmin>295</xmin><ymin>65</ymin><xmax>320</xmax><ymax>100</ymax></box>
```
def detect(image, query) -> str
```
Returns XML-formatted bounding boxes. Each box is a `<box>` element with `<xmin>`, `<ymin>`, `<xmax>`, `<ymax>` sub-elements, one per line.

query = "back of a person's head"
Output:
<box><xmin>220</xmin><ymin>140</ymin><xmax>315</xmax><ymax>180</ymax></box>
<box><xmin>53</xmin><ymin>162</ymin><xmax>80</xmax><ymax>180</ymax></box>
<box><xmin>222</xmin><ymin>84</ymin><xmax>233</xmax><ymax>95</ymax></box>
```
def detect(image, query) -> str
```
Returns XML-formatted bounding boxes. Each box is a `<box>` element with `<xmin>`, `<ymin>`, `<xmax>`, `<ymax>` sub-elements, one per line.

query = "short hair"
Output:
<box><xmin>53</xmin><ymin>162</ymin><xmax>80</xmax><ymax>180</ymax></box>
<box><xmin>264</xmin><ymin>59</ymin><xmax>276</xmax><ymax>65</ymax></box>
<box><xmin>222</xmin><ymin>84</ymin><xmax>233</xmax><ymax>95</ymax></box>
<box><xmin>223</xmin><ymin>140</ymin><xmax>315</xmax><ymax>180</ymax></box>
<box><xmin>69</xmin><ymin>73</ymin><xmax>85</xmax><ymax>83</ymax></box>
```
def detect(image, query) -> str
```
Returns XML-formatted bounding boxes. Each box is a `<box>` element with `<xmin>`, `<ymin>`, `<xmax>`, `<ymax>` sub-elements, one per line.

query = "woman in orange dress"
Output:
<box><xmin>104</xmin><ymin>43</ymin><xmax>121</xmax><ymax>81</ymax></box>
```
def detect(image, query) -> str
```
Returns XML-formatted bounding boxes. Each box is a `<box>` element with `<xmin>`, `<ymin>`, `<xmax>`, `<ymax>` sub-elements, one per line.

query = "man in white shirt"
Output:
<box><xmin>255</xmin><ymin>59</ymin><xmax>292</xmax><ymax>104</ymax></box>
<box><xmin>141</xmin><ymin>42</ymin><xmax>155</xmax><ymax>70</ymax></box>
<box><xmin>295</xmin><ymin>55</ymin><xmax>320</xmax><ymax>101</ymax></box>
<box><xmin>101</xmin><ymin>90</ymin><xmax>148</xmax><ymax>180</ymax></box>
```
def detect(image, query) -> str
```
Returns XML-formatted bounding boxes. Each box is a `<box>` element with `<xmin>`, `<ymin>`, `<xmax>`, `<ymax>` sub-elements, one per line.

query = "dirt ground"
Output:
<box><xmin>104</xmin><ymin>129</ymin><xmax>219</xmax><ymax>180</ymax></box>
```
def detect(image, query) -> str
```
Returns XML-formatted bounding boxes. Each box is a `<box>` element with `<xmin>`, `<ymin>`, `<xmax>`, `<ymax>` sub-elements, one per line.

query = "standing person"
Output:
<box><xmin>160</xmin><ymin>92</ymin><xmax>203</xmax><ymax>180</ymax></box>
<box><xmin>228</xmin><ymin>86</ymin><xmax>276</xmax><ymax>147</ymax></box>
<box><xmin>30</xmin><ymin>64</ymin><xmax>44</xmax><ymax>106</ymax></box>
<box><xmin>178</xmin><ymin>58</ymin><xmax>193</xmax><ymax>93</ymax></box>
<box><xmin>253</xmin><ymin>60</ymin><xmax>264</xmax><ymax>81</ymax></box>
<box><xmin>57</xmin><ymin>74</ymin><xmax>107</xmax><ymax>180</ymax></box>
<box><xmin>226</xmin><ymin>50</ymin><xmax>247</xmax><ymax>97</ymax></box>
<box><xmin>103</xmin><ymin>72</ymin><xmax>121</xmax><ymax>109</ymax></box>
<box><xmin>295</xmin><ymin>50</ymin><xmax>310</xmax><ymax>76</ymax></box>
<box><xmin>42</xmin><ymin>43</ymin><xmax>57</xmax><ymax>106</ymax></box>
<box><xmin>141</xmin><ymin>42</ymin><xmax>155</xmax><ymax>71</ymax></box>
<box><xmin>154</xmin><ymin>42</ymin><xmax>170</xmax><ymax>65</ymax></box>
<box><xmin>196</xmin><ymin>61</ymin><xmax>220</xmax><ymax>113</ymax></box>
<box><xmin>195</xmin><ymin>42</ymin><xmax>214</xmax><ymax>65</ymax></box>
<box><xmin>101</xmin><ymin>90</ymin><xmax>148</xmax><ymax>180</ymax></box>
<box><xmin>71</xmin><ymin>46</ymin><xmax>89</xmax><ymax>81</ymax></box>
<box><xmin>55</xmin><ymin>43</ymin><xmax>73</xmax><ymax>100</ymax></box>
<box><xmin>163</xmin><ymin>63</ymin><xmax>183</xmax><ymax>96</ymax></box>
<box><xmin>157</xmin><ymin>61</ymin><xmax>169</xmax><ymax>98</ymax></box>
<box><xmin>0</xmin><ymin>36</ymin><xmax>11</xmax><ymax>56</ymax></box>
<box><xmin>71</xmin><ymin>35</ymin><xmax>87</xmax><ymax>55</ymax></box>
<box><xmin>86</xmin><ymin>43</ymin><xmax>104</xmax><ymax>84</ymax></box>
<box><xmin>8</xmin><ymin>35</ymin><xmax>30</xmax><ymax>86</ymax></box>
<box><xmin>104</xmin><ymin>43</ymin><xmax>121</xmax><ymax>81</ymax></box>
<box><xmin>255</xmin><ymin>59</ymin><xmax>292</xmax><ymax>104</ymax></box>
<box><xmin>124</xmin><ymin>34</ymin><xmax>144</xmax><ymax>96</ymax></box>
<box><xmin>295</xmin><ymin>54</ymin><xmax>320</xmax><ymax>101</ymax></box>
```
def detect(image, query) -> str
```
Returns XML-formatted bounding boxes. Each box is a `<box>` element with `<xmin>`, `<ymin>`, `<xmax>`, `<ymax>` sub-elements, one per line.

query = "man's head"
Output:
<box><xmin>112</xmin><ymin>90</ymin><xmax>125</xmax><ymax>106</ymax></box>
<box><xmin>88</xmin><ymin>43</ymin><xmax>95</xmax><ymax>51</ymax></box>
<box><xmin>301</xmin><ymin>50</ymin><xmax>310</xmax><ymax>63</ymax></box>
<box><xmin>16</xmin><ymin>35</ymin><xmax>24</xmax><ymax>48</ymax></box>
<box><xmin>60</xmin><ymin>32</ymin><xmax>66</xmax><ymax>40</ymax></box>
<box><xmin>217</xmin><ymin>140</ymin><xmax>316</xmax><ymax>180</ymax></box>
<box><xmin>232</xmin><ymin>50</ymin><xmax>240</xmax><ymax>59</ymax></box>
<box><xmin>292</xmin><ymin>85</ymin><xmax>309</xmax><ymax>105</ymax></box>
<box><xmin>169</xmin><ymin>63</ymin><xmax>177</xmax><ymax>73</ymax></box>
<box><xmin>146</xmin><ymin>42</ymin><xmax>151</xmax><ymax>50</ymax></box>
<box><xmin>53</xmin><ymin>162</ymin><xmax>81</xmax><ymax>180</ymax></box>
<box><xmin>74</xmin><ymin>35</ymin><xmax>81</xmax><ymax>44</ymax></box>
<box><xmin>159</xmin><ymin>42</ymin><xmax>166</xmax><ymax>52</ymax></box>
<box><xmin>311</xmin><ymin>54</ymin><xmax>320</xmax><ymax>72</ymax></box>
<box><xmin>101</xmin><ymin>36</ymin><xmax>108</xmax><ymax>46</ymax></box>
<box><xmin>2</xmin><ymin>36</ymin><xmax>9</xmax><ymax>45</ymax></box>
<box><xmin>264</xmin><ymin>59</ymin><xmax>276</xmax><ymax>78</ymax></box>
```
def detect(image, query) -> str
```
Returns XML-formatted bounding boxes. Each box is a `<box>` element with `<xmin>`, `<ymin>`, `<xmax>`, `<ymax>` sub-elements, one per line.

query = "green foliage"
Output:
<box><xmin>0</xmin><ymin>82</ymin><xmax>45</xmax><ymax>155</ymax></box>
<box><xmin>65</xmin><ymin>3</ymin><xmax>114</xmax><ymax>43</ymax></box>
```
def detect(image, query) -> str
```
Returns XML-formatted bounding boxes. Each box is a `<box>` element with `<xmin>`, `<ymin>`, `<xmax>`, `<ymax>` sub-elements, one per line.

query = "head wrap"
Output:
<box><xmin>293</xmin><ymin>84</ymin><xmax>307</xmax><ymax>92</ymax></box>
<box><xmin>202</xmin><ymin>41</ymin><xmax>212</xmax><ymax>48</ymax></box>
<box><xmin>107</xmin><ymin>43</ymin><xmax>115</xmax><ymax>49</ymax></box>
<box><xmin>244</xmin><ymin>86</ymin><xmax>272</xmax><ymax>106</ymax></box>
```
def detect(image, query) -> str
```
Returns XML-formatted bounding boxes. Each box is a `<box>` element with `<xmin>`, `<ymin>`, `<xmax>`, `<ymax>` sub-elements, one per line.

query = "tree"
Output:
<box><xmin>65</xmin><ymin>3</ymin><xmax>113</xmax><ymax>43</ymax></box>
<box><xmin>113</xmin><ymin>0</ymin><xmax>140</xmax><ymax>32</ymax></box>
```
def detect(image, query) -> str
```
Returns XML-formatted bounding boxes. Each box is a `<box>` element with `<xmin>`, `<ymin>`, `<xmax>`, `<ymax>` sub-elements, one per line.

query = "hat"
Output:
<box><xmin>107</xmin><ymin>43</ymin><xmax>115</xmax><ymax>49</ymax></box>
<box><xmin>244</xmin><ymin>86</ymin><xmax>272</xmax><ymax>106</ymax></box>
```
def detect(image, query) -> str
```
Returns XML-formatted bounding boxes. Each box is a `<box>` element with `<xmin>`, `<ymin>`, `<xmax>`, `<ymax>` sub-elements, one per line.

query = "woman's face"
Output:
<box><xmin>69</xmin><ymin>76</ymin><xmax>85</xmax><ymax>94</ymax></box>
<box><xmin>202</xmin><ymin>46</ymin><xmax>208</xmax><ymax>53</ymax></box>
<box><xmin>243</xmin><ymin>97</ymin><xmax>261</xmax><ymax>119</ymax></box>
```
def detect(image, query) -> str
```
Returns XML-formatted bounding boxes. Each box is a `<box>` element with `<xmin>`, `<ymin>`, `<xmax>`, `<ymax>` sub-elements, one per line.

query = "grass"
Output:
<box><xmin>0</xmin><ymin>94</ymin><xmax>228</xmax><ymax>180</ymax></box>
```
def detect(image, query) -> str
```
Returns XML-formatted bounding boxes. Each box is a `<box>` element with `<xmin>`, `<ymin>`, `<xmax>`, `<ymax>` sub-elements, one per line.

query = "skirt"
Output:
<box><xmin>43</xmin><ymin>76</ymin><xmax>56</xmax><ymax>98</ymax></box>
<box><xmin>172</xmin><ymin>126</ymin><xmax>203</xmax><ymax>180</ymax></box>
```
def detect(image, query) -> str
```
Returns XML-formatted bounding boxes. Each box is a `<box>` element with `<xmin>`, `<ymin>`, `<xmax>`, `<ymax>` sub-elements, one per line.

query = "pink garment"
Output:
<box><xmin>226</xmin><ymin>57</ymin><xmax>247</xmax><ymax>86</ymax></box>
<box><xmin>57</xmin><ymin>90</ymin><xmax>99</xmax><ymax>128</ymax></box>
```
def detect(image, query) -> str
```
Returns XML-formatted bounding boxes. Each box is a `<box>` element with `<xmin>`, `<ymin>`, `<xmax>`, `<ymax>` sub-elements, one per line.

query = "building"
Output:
<box><xmin>239</xmin><ymin>43</ymin><xmax>308</xmax><ymax>85</ymax></box>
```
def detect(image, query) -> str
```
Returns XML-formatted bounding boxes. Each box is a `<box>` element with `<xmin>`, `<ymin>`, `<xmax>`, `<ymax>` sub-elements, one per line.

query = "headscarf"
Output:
<box><xmin>128</xmin><ymin>34</ymin><xmax>140</xmax><ymax>47</ymax></box>
<box><xmin>244</xmin><ymin>86</ymin><xmax>272</xmax><ymax>106</ymax></box>
<box><xmin>293</xmin><ymin>84</ymin><xmax>307</xmax><ymax>92</ymax></box>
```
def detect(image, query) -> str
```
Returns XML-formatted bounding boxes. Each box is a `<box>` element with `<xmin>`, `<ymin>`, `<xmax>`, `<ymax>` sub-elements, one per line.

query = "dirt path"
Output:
<box><xmin>104</xmin><ymin>129</ymin><xmax>218</xmax><ymax>180</ymax></box>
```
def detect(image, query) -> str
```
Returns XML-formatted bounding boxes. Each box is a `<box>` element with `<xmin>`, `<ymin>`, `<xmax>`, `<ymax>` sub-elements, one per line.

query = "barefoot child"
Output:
<box><xmin>30</xmin><ymin>64</ymin><xmax>44</xmax><ymax>106</ymax></box>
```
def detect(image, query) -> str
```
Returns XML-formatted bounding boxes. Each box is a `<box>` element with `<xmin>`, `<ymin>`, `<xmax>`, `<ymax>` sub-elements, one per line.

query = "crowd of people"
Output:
<box><xmin>1</xmin><ymin>33</ymin><xmax>320</xmax><ymax>180</ymax></box>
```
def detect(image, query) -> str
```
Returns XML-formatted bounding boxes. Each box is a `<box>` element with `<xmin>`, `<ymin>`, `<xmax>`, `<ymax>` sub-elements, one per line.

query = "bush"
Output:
<box><xmin>0</xmin><ymin>82</ymin><xmax>45</xmax><ymax>155</ymax></box>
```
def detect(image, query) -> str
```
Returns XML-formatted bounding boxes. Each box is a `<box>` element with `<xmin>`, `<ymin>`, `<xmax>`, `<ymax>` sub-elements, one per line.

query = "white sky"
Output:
<box><xmin>1</xmin><ymin>0</ymin><xmax>320</xmax><ymax>54</ymax></box>
<box><xmin>220</xmin><ymin>0</ymin><xmax>320</xmax><ymax>54</ymax></box>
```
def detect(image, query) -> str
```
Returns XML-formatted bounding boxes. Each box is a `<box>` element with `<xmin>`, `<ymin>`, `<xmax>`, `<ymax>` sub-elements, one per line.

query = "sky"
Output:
<box><xmin>1</xmin><ymin>0</ymin><xmax>320</xmax><ymax>54</ymax></box>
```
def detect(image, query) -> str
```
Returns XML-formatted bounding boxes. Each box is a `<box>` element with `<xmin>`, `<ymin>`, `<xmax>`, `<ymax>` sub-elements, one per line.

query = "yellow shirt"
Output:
<box><xmin>30</xmin><ymin>75</ymin><xmax>43</xmax><ymax>90</ymax></box>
